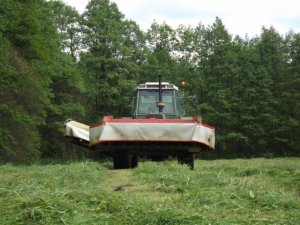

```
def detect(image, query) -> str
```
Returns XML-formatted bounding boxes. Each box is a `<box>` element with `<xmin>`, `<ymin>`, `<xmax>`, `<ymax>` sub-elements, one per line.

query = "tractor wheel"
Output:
<box><xmin>131</xmin><ymin>155</ymin><xmax>139</xmax><ymax>168</ymax></box>
<box><xmin>113</xmin><ymin>154</ymin><xmax>139</xmax><ymax>169</ymax></box>
<box><xmin>113</xmin><ymin>154</ymin><xmax>131</xmax><ymax>169</ymax></box>
<box><xmin>151</xmin><ymin>155</ymin><xmax>166</xmax><ymax>161</ymax></box>
<box><xmin>177</xmin><ymin>153</ymin><xmax>195</xmax><ymax>170</ymax></box>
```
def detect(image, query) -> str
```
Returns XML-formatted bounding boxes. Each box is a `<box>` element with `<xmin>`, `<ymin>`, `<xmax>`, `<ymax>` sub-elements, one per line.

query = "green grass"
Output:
<box><xmin>0</xmin><ymin>158</ymin><xmax>299</xmax><ymax>224</ymax></box>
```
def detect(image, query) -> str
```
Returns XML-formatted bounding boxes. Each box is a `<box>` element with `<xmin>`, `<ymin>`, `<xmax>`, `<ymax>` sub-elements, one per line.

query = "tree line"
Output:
<box><xmin>0</xmin><ymin>0</ymin><xmax>299</xmax><ymax>163</ymax></box>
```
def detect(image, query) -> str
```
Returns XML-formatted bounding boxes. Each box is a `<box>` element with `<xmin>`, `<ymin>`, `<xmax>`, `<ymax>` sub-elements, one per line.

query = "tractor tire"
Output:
<box><xmin>177</xmin><ymin>153</ymin><xmax>195</xmax><ymax>170</ymax></box>
<box><xmin>113</xmin><ymin>154</ymin><xmax>131</xmax><ymax>169</ymax></box>
<box><xmin>151</xmin><ymin>155</ymin><xmax>166</xmax><ymax>161</ymax></box>
<box><xmin>113</xmin><ymin>154</ymin><xmax>139</xmax><ymax>169</ymax></box>
<box><xmin>131</xmin><ymin>155</ymin><xmax>139</xmax><ymax>168</ymax></box>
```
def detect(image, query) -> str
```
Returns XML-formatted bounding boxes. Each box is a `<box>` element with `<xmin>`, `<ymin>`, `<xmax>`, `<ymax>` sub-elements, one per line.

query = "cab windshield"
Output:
<box><xmin>138</xmin><ymin>90</ymin><xmax>174</xmax><ymax>114</ymax></box>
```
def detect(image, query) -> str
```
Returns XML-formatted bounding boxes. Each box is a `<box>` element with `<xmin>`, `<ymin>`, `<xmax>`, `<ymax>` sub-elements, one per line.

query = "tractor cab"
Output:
<box><xmin>133</xmin><ymin>82</ymin><xmax>186</xmax><ymax>119</ymax></box>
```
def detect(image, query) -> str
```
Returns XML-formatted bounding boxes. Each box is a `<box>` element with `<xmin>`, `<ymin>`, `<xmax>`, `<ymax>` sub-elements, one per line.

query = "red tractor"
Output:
<box><xmin>65</xmin><ymin>78</ymin><xmax>215</xmax><ymax>169</ymax></box>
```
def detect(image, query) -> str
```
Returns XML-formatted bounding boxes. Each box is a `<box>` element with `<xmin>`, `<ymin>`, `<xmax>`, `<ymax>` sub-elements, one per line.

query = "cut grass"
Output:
<box><xmin>0</xmin><ymin>158</ymin><xmax>299</xmax><ymax>224</ymax></box>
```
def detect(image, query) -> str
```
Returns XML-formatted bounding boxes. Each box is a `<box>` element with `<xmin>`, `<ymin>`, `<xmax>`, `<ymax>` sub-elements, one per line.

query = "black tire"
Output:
<box><xmin>113</xmin><ymin>154</ymin><xmax>139</xmax><ymax>169</ymax></box>
<box><xmin>177</xmin><ymin>154</ymin><xmax>185</xmax><ymax>164</ymax></box>
<box><xmin>131</xmin><ymin>155</ymin><xmax>139</xmax><ymax>168</ymax></box>
<box><xmin>177</xmin><ymin>153</ymin><xmax>195</xmax><ymax>170</ymax></box>
<box><xmin>151</xmin><ymin>155</ymin><xmax>166</xmax><ymax>162</ymax></box>
<box><xmin>113</xmin><ymin>154</ymin><xmax>131</xmax><ymax>169</ymax></box>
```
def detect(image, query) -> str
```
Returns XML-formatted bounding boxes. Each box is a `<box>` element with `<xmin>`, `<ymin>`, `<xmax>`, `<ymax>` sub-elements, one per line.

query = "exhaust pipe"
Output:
<box><xmin>157</xmin><ymin>75</ymin><xmax>165</xmax><ymax>113</ymax></box>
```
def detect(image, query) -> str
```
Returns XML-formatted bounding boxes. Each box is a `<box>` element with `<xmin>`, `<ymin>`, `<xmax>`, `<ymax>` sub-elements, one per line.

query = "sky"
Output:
<box><xmin>63</xmin><ymin>0</ymin><xmax>300</xmax><ymax>37</ymax></box>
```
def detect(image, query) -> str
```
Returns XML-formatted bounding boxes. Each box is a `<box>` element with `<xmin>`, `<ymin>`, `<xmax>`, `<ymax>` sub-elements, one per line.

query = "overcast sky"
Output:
<box><xmin>63</xmin><ymin>0</ymin><xmax>300</xmax><ymax>37</ymax></box>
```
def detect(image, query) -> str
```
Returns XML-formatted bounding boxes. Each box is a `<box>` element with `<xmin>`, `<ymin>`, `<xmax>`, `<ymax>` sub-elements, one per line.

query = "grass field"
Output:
<box><xmin>0</xmin><ymin>158</ymin><xmax>299</xmax><ymax>225</ymax></box>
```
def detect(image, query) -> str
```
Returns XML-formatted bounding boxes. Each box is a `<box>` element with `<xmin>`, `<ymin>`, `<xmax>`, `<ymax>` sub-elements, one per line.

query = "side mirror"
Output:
<box><xmin>190</xmin><ymin>94</ymin><xmax>198</xmax><ymax>104</ymax></box>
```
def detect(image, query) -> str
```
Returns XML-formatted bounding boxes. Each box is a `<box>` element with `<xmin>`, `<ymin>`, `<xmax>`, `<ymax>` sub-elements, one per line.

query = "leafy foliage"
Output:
<box><xmin>80</xmin><ymin>0</ymin><xmax>144</xmax><ymax>119</ymax></box>
<box><xmin>0</xmin><ymin>0</ymin><xmax>85</xmax><ymax>162</ymax></box>
<box><xmin>0</xmin><ymin>0</ymin><xmax>51</xmax><ymax>162</ymax></box>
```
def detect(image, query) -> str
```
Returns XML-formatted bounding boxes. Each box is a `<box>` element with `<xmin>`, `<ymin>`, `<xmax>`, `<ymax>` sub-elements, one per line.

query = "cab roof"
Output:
<box><xmin>137</xmin><ymin>82</ymin><xmax>179</xmax><ymax>90</ymax></box>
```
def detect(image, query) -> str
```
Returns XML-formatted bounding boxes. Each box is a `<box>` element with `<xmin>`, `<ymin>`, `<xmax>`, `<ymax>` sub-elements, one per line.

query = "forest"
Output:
<box><xmin>0</xmin><ymin>0</ymin><xmax>299</xmax><ymax>163</ymax></box>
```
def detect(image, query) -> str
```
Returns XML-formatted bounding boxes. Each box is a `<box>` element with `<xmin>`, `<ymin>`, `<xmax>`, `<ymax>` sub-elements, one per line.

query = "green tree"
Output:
<box><xmin>274</xmin><ymin>32</ymin><xmax>300</xmax><ymax>154</ymax></box>
<box><xmin>0</xmin><ymin>0</ymin><xmax>51</xmax><ymax>162</ymax></box>
<box><xmin>0</xmin><ymin>0</ymin><xmax>86</xmax><ymax>161</ymax></box>
<box><xmin>140</xmin><ymin>22</ymin><xmax>179</xmax><ymax>83</ymax></box>
<box><xmin>196</xmin><ymin>18</ymin><xmax>238</xmax><ymax>154</ymax></box>
<box><xmin>255</xmin><ymin>27</ymin><xmax>287</xmax><ymax>154</ymax></box>
<box><xmin>80</xmin><ymin>0</ymin><xmax>144</xmax><ymax>120</ymax></box>
<box><xmin>48</xmin><ymin>0</ymin><xmax>82</xmax><ymax>59</ymax></box>
<box><xmin>234</xmin><ymin>37</ymin><xmax>276</xmax><ymax>156</ymax></box>
<box><xmin>35</xmin><ymin>0</ymin><xmax>86</xmax><ymax>158</ymax></box>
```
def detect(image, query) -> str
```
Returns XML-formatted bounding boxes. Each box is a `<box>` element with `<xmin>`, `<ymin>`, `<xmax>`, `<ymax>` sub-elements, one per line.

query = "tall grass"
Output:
<box><xmin>0</xmin><ymin>158</ymin><xmax>299</xmax><ymax>224</ymax></box>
